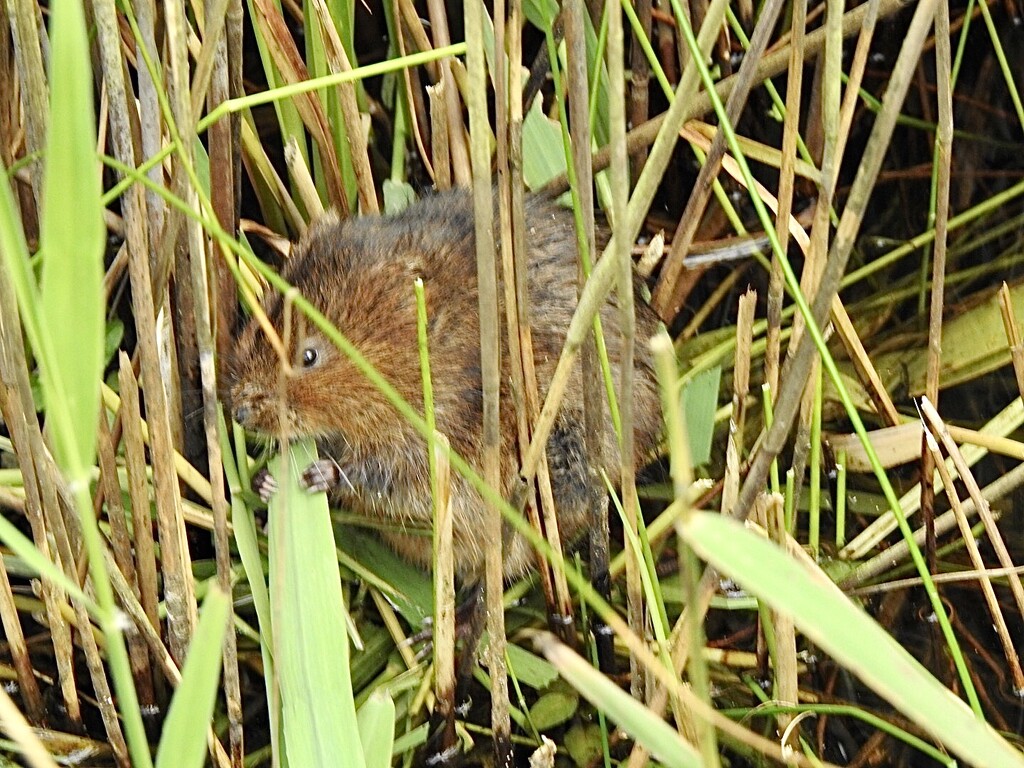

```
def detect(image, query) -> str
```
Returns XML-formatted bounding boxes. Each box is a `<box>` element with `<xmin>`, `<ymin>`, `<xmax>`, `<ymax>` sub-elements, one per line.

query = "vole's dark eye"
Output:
<box><xmin>301</xmin><ymin>347</ymin><xmax>319</xmax><ymax>368</ymax></box>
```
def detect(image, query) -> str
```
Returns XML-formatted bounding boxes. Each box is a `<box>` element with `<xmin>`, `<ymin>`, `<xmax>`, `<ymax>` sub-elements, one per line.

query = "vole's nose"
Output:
<box><xmin>233</xmin><ymin>405</ymin><xmax>251</xmax><ymax>426</ymax></box>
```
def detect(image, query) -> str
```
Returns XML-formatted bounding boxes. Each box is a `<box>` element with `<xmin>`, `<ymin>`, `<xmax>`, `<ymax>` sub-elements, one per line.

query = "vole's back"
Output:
<box><xmin>229</xmin><ymin>189</ymin><xmax>663</xmax><ymax>579</ymax></box>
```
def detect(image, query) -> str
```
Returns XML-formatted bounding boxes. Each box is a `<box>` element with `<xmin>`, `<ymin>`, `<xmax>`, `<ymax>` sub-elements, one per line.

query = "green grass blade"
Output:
<box><xmin>269</xmin><ymin>439</ymin><xmax>366</xmax><ymax>768</ymax></box>
<box><xmin>537</xmin><ymin>635</ymin><xmax>702</xmax><ymax>768</ymax></box>
<box><xmin>683</xmin><ymin>512</ymin><xmax>1024</xmax><ymax>768</ymax></box>
<box><xmin>356</xmin><ymin>690</ymin><xmax>396</xmax><ymax>768</ymax></box>
<box><xmin>155</xmin><ymin>587</ymin><xmax>231</xmax><ymax>768</ymax></box>
<box><xmin>39</xmin><ymin>0</ymin><xmax>105</xmax><ymax>476</ymax></box>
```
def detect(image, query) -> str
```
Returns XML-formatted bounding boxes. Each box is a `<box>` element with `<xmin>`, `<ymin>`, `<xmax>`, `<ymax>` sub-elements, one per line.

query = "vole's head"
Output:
<box><xmin>227</xmin><ymin>210</ymin><xmax>452</xmax><ymax>448</ymax></box>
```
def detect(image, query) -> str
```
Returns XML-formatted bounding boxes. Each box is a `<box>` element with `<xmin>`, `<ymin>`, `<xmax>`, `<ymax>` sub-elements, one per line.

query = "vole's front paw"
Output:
<box><xmin>300</xmin><ymin>458</ymin><xmax>342</xmax><ymax>494</ymax></box>
<box><xmin>252</xmin><ymin>468</ymin><xmax>278</xmax><ymax>503</ymax></box>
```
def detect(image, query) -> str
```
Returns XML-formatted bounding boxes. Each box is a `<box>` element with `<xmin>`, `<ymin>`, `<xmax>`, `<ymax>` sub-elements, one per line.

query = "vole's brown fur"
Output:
<box><xmin>229</xmin><ymin>189</ymin><xmax>663</xmax><ymax>580</ymax></box>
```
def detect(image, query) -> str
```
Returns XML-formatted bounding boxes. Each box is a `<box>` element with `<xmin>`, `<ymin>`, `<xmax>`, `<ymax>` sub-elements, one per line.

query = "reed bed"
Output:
<box><xmin>0</xmin><ymin>0</ymin><xmax>1022</xmax><ymax>765</ymax></box>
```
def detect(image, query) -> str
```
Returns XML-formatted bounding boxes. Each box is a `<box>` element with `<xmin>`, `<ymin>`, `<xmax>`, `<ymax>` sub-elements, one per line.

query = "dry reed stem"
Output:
<box><xmin>843</xmin><ymin>397</ymin><xmax>1024</xmax><ymax>559</ymax></box>
<box><xmin>0</xmin><ymin>286</ymin><xmax>47</xmax><ymax>725</ymax></box>
<box><xmin>998</xmin><ymin>283</ymin><xmax>1024</xmax><ymax>400</ymax></box>
<box><xmin>425</xmin><ymin>0</ymin><xmax>471</xmax><ymax>184</ymax></box>
<box><xmin>284</xmin><ymin>137</ymin><xmax>325</xmax><ymax>219</ymax></box>
<box><xmin>431</xmin><ymin>435</ymin><xmax>457</xmax><ymax>742</ymax></box>
<box><xmin>829</xmin><ymin>422</ymin><xmax>1024</xmax><ymax>470</ymax></box>
<box><xmin>0</xmin><ymin>541</ymin><xmax>42</xmax><ymax>721</ymax></box>
<box><xmin>650</xmin><ymin>0</ymin><xmax>786</xmax><ymax>320</ymax></box>
<box><xmin>96</xmin><ymin>413</ymin><xmax>155</xmax><ymax>708</ymax></box>
<box><xmin>918</xmin><ymin>398</ymin><xmax>1024</xmax><ymax>654</ymax></box>
<box><xmin>251</xmin><ymin>0</ymin><xmax>348</xmax><ymax>211</ymax></box>
<box><xmin>919</xmin><ymin>0</ymin><xmax>954</xmax><ymax>572</ymax></box>
<box><xmin>766</xmin><ymin>0</ymin><xmax>806</xmax><ymax>399</ymax></box>
<box><xmin>125</xmin><ymin>201</ymin><xmax>197</xmax><ymax>664</ymax></box>
<box><xmin>0</xmin><ymin>288</ymin><xmax>81</xmax><ymax>724</ymax></box>
<box><xmin>563</xmin><ymin>0</ymin><xmax>597</xmax><ymax>640</ymax></box>
<box><xmin>240</xmin><ymin>122</ymin><xmax>301</xmax><ymax>234</ymax></box>
<box><xmin>764</xmin><ymin>494</ymin><xmax>798</xmax><ymax>741</ymax></box>
<box><xmin>732</xmin><ymin>0</ymin><xmax>940</xmax><ymax>528</ymax></box>
<box><xmin>923</xmin><ymin>429</ymin><xmax>1024</xmax><ymax>692</ymax></box>
<box><xmin>74</xmin><ymin>597</ymin><xmax>128</xmax><ymax>766</ymax></box>
<box><xmin>722</xmin><ymin>290</ymin><xmax>755</xmax><ymax>517</ymax></box>
<box><xmin>308</xmin><ymin>0</ymin><xmax>378</xmax><ymax>214</ymax></box>
<box><xmin>463</xmin><ymin>0</ymin><xmax>510</xmax><ymax>753</ymax></box>
<box><xmin>0</xmin><ymin>687</ymin><xmax>60</xmax><ymax>768</ymax></box>
<box><xmin>637</xmin><ymin>3</ymin><xmax>945</xmax><ymax>757</ymax></box>
<box><xmin>115</xmin><ymin>356</ymin><xmax>162</xmax><ymax>691</ymax></box>
<box><xmin>427</xmin><ymin>83</ymin><xmax>452</xmax><ymax>189</ymax></box>
<box><xmin>7</xmin><ymin>0</ymin><xmax>46</xmax><ymax>210</ymax></box>
<box><xmin>544</xmin><ymin>0</ymin><xmax>916</xmax><ymax>197</ymax></box>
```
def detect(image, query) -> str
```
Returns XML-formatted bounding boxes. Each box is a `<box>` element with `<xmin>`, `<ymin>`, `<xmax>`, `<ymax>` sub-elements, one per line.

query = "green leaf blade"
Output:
<box><xmin>39</xmin><ymin>0</ymin><xmax>106</xmax><ymax>475</ymax></box>
<box><xmin>683</xmin><ymin>512</ymin><xmax>1024</xmax><ymax>768</ymax></box>
<box><xmin>155</xmin><ymin>587</ymin><xmax>231</xmax><ymax>768</ymax></box>
<box><xmin>270</xmin><ymin>439</ymin><xmax>368</xmax><ymax>768</ymax></box>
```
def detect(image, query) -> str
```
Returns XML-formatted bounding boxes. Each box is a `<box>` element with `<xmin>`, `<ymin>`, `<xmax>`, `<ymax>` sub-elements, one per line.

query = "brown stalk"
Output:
<box><xmin>308</xmin><ymin>0</ymin><xmax>378</xmax><ymax>214</ymax></box>
<box><xmin>0</xmin><ymin>331</ymin><xmax>45</xmax><ymax>724</ymax></box>
<box><xmin>393</xmin><ymin>0</ymin><xmax>446</xmax><ymax>174</ymax></box>
<box><xmin>765</xmin><ymin>494</ymin><xmax>798</xmax><ymax>741</ymax></box>
<box><xmin>117</xmin><ymin>355</ymin><xmax>164</xmax><ymax>700</ymax></box>
<box><xmin>650</xmin><ymin>0</ymin><xmax>787</xmax><ymax>320</ymax></box>
<box><xmin>125</xmin><ymin>167</ymin><xmax>197</xmax><ymax>664</ymax></box>
<box><xmin>8</xmin><ymin>394</ymin><xmax>128</xmax><ymax>759</ymax></box>
<box><xmin>918</xmin><ymin>398</ymin><xmax>1024</xmax><ymax>668</ymax></box>
<box><xmin>134</xmin><ymin>0</ymin><xmax>166</xmax><ymax>252</ymax></box>
<box><xmin>0</xmin><ymin>4</ymin><xmax>34</xmax><ymax>238</ymax></box>
<box><xmin>630</xmin><ymin>0</ymin><xmax>653</xmax><ymax>181</ymax></box>
<box><xmin>6</xmin><ymin>0</ymin><xmax>46</xmax><ymax>211</ymax></box>
<box><xmin>96</xmin><ymin>414</ymin><xmax>155</xmax><ymax>708</ymax></box>
<box><xmin>427</xmin><ymin>83</ymin><xmax>452</xmax><ymax>189</ymax></box>
<box><xmin>94</xmin><ymin>546</ymin><xmax>233</xmax><ymax>768</ymax></box>
<box><xmin>251</xmin><ymin>0</ymin><xmax>348</xmax><ymax>211</ymax></box>
<box><xmin>492</xmin><ymin>0</ymin><xmax>561</xmax><ymax>636</ymax></box>
<box><xmin>0</xmin><ymin>550</ymin><xmax>41</xmax><ymax>720</ymax></box>
<box><xmin>921</xmin><ymin>427</ymin><xmax>1024</xmax><ymax>692</ymax></box>
<box><xmin>721</xmin><ymin>290</ymin><xmax>756</xmax><ymax>516</ymax></box>
<box><xmin>190</xmin><ymin>249</ymin><xmax>244</xmax><ymax>767</ymax></box>
<box><xmin>430</xmin><ymin>435</ymin><xmax>457</xmax><ymax>755</ymax></box>
<box><xmin>766</xmin><ymin>0</ymin><xmax>806</xmax><ymax>399</ymax></box>
<box><xmin>918</xmin><ymin>0</ymin><xmax>953</xmax><ymax>576</ymax></box>
<box><xmin>542</xmin><ymin>0</ymin><xmax>916</xmax><ymax>199</ymax></box>
<box><xmin>0</xmin><ymin>266</ymin><xmax>81</xmax><ymax>726</ymax></box>
<box><xmin>565</xmin><ymin>0</ymin><xmax>610</xmax><ymax>662</ymax></box>
<box><xmin>169</xmin><ymin>0</ymin><xmax>213</xmax><ymax>663</ymax></box>
<box><xmin>100</xmin><ymin>383</ymin><xmax>216</xmax><ymax>508</ymax></box>
<box><xmin>605</xmin><ymin>0</ymin><xmax>643</xmax><ymax>705</ymax></box>
<box><xmin>999</xmin><ymin>282</ymin><xmax>1024</xmax><ymax>399</ymax></box>
<box><xmin>203</xmin><ymin>0</ymin><xmax>242</xmax><ymax>372</ymax></box>
<box><xmin>74</xmin><ymin>597</ymin><xmax>129</xmax><ymax>766</ymax></box>
<box><xmin>463</xmin><ymin>0</ymin><xmax>510</xmax><ymax>756</ymax></box>
<box><xmin>789</xmin><ymin>0</ymin><xmax>844</xmax><ymax>512</ymax></box>
<box><xmin>632</xmin><ymin>2</ymin><xmax>944</xmax><ymax>759</ymax></box>
<box><xmin>425</xmin><ymin>0</ymin><xmax>471</xmax><ymax>184</ymax></box>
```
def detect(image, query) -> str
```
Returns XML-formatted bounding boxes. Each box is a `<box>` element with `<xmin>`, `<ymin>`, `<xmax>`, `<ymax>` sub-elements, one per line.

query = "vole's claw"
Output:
<box><xmin>300</xmin><ymin>458</ymin><xmax>341</xmax><ymax>494</ymax></box>
<box><xmin>252</xmin><ymin>468</ymin><xmax>278</xmax><ymax>503</ymax></box>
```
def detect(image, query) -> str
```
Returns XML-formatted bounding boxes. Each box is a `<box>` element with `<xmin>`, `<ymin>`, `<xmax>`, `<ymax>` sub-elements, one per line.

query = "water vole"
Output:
<box><xmin>228</xmin><ymin>189</ymin><xmax>663</xmax><ymax>580</ymax></box>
